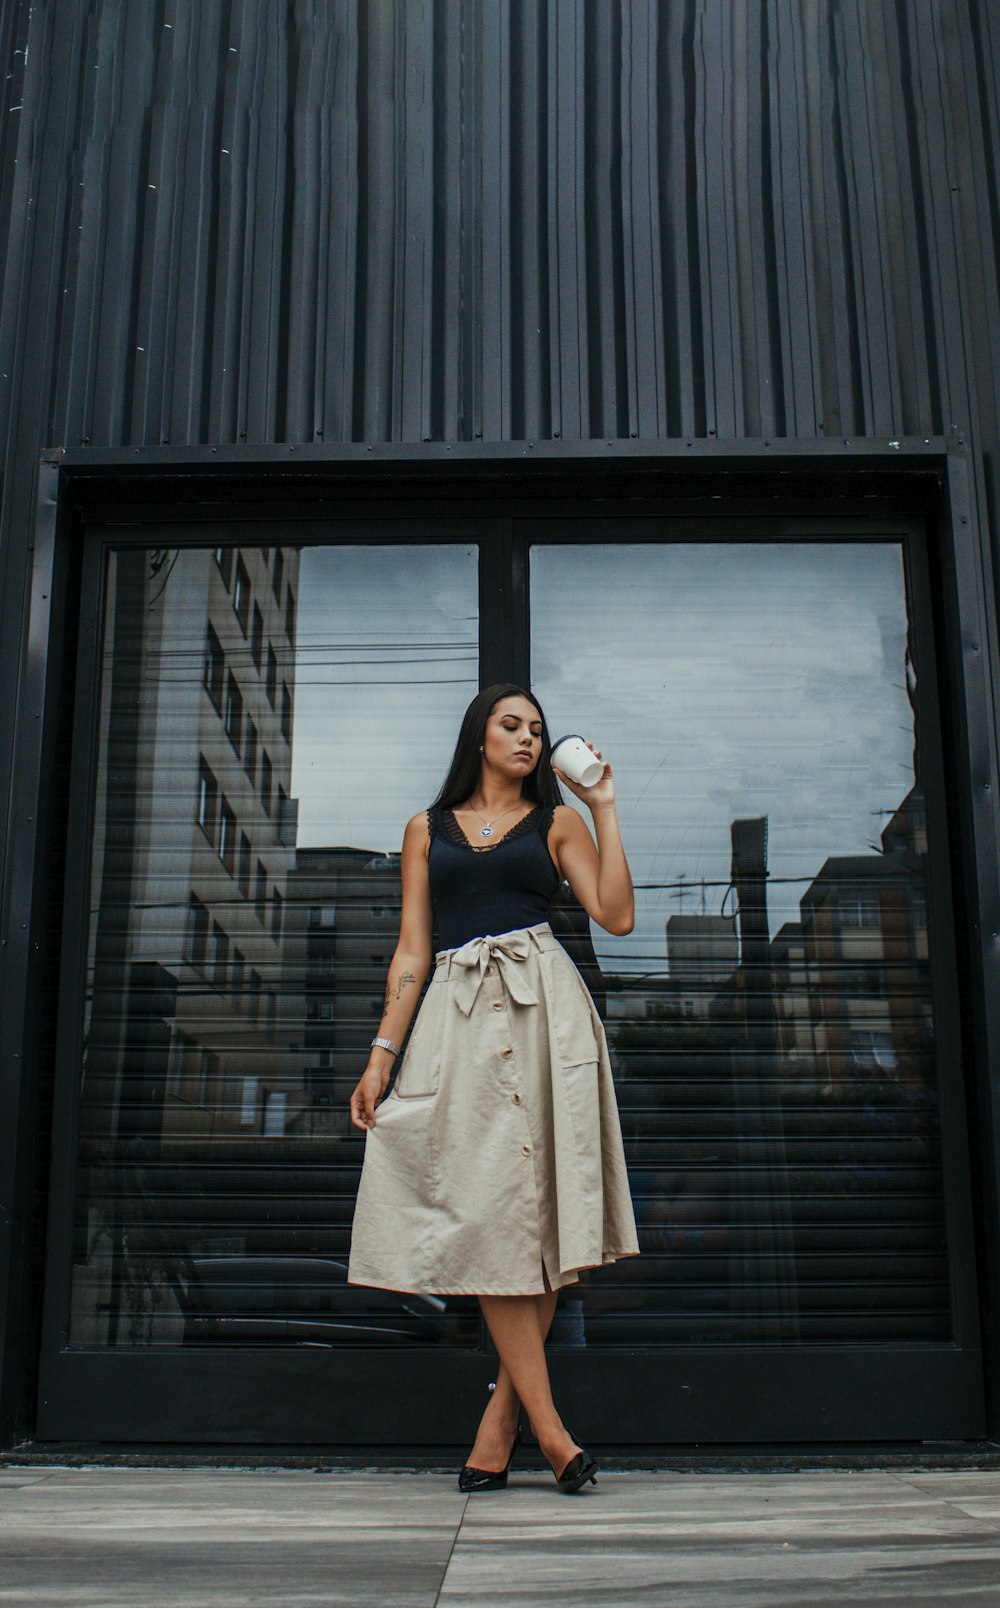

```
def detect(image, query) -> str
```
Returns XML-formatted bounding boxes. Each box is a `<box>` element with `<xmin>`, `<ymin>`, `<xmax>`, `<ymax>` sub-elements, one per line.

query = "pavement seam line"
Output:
<box><xmin>888</xmin><ymin>1471</ymin><xmax>1000</xmax><ymax>1536</ymax></box>
<box><xmin>431</xmin><ymin>1489</ymin><xmax>469</xmax><ymax>1608</ymax></box>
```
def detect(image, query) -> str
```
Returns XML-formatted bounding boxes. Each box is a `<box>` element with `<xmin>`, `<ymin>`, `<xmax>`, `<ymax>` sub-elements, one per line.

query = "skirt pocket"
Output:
<box><xmin>540</xmin><ymin>951</ymin><xmax>604</xmax><ymax>1068</ymax></box>
<box><xmin>391</xmin><ymin>994</ymin><xmax>442</xmax><ymax>1099</ymax></box>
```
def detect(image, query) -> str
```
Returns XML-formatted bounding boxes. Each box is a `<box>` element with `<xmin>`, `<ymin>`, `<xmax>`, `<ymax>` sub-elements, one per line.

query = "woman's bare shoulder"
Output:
<box><xmin>404</xmin><ymin>809</ymin><xmax>433</xmax><ymax>840</ymax></box>
<box><xmin>550</xmin><ymin>803</ymin><xmax>587</xmax><ymax>833</ymax></box>
<box><xmin>400</xmin><ymin>812</ymin><xmax>433</xmax><ymax>873</ymax></box>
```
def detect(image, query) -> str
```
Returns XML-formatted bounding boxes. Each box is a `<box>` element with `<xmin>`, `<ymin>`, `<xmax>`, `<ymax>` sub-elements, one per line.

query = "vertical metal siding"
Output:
<box><xmin>0</xmin><ymin>0</ymin><xmax>994</xmax><ymax>459</ymax></box>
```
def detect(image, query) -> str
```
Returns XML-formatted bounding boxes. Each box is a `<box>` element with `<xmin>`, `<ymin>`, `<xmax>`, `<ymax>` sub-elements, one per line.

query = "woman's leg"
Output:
<box><xmin>475</xmin><ymin>1294</ymin><xmax>579</xmax><ymax>1476</ymax></box>
<box><xmin>465</xmin><ymin>1290</ymin><xmax>559</xmax><ymax>1471</ymax></box>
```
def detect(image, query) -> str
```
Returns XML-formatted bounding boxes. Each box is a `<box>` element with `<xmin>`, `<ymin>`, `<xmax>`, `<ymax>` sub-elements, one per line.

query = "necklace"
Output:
<box><xmin>462</xmin><ymin>800</ymin><xmax>525</xmax><ymax>839</ymax></box>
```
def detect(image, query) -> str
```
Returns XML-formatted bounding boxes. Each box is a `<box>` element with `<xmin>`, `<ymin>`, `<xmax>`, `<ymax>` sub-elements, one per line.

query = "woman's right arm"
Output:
<box><xmin>349</xmin><ymin>812</ymin><xmax>434</xmax><ymax>1131</ymax></box>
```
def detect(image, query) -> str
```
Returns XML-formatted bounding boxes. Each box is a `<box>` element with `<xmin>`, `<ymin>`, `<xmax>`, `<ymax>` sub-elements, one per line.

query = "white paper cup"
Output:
<box><xmin>550</xmin><ymin>734</ymin><xmax>604</xmax><ymax>788</ymax></box>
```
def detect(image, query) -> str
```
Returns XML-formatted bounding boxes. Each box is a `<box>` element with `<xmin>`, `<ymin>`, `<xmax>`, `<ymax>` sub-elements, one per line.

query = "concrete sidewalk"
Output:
<box><xmin>1</xmin><ymin>1466</ymin><xmax>999</xmax><ymax>1606</ymax></box>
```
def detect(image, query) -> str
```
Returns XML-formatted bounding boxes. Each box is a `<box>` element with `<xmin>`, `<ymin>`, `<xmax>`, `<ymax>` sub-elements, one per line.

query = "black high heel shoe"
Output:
<box><xmin>554</xmin><ymin>1431</ymin><xmax>598</xmax><ymax>1493</ymax></box>
<box><xmin>458</xmin><ymin>1419</ymin><xmax>522</xmax><ymax>1493</ymax></box>
<box><xmin>459</xmin><ymin>1385</ymin><xmax>522</xmax><ymax>1493</ymax></box>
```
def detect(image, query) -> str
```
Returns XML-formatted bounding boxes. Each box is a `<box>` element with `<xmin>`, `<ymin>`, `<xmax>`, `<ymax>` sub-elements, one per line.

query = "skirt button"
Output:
<box><xmin>511</xmin><ymin>1091</ymin><xmax>523</xmax><ymax>1105</ymax></box>
<box><xmin>521</xmin><ymin>1143</ymin><xmax>533</xmax><ymax>1157</ymax></box>
<box><xmin>500</xmin><ymin>1046</ymin><xmax>513</xmax><ymax>1059</ymax></box>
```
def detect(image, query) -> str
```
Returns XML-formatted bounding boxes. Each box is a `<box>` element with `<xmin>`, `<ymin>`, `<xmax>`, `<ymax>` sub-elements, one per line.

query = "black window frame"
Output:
<box><xmin>249</xmin><ymin>966</ymin><xmax>262</xmax><ymax>1024</ymax></box>
<box><xmin>230</xmin><ymin>947</ymin><xmax>246</xmax><ymax>1014</ymax></box>
<box><xmin>167</xmin><ymin>1028</ymin><xmax>195</xmax><ymax>1098</ymax></box>
<box><xmin>264</xmin><ymin>991</ymin><xmax>277</xmax><ymax>1040</ymax></box>
<box><xmin>209</xmin><ymin>919</ymin><xmax>229</xmax><ymax>987</ymax></box>
<box><xmin>196</xmin><ymin>757</ymin><xmax>218</xmax><ymax>842</ymax></box>
<box><xmin>19</xmin><ymin>443</ymin><xmax>999</xmax><ymax>1450</ymax></box>
<box><xmin>237</xmin><ymin>831</ymin><xmax>251</xmax><ymax>897</ymax></box>
<box><xmin>242</xmin><ymin>712</ymin><xmax>258</xmax><ymax>782</ymax></box>
<box><xmin>223</xmin><ymin>672</ymin><xmax>243</xmax><ymax>751</ymax></box>
<box><xmin>217</xmin><ymin>794</ymin><xmax>237</xmax><ymax>875</ymax></box>
<box><xmin>203</xmin><ymin>623</ymin><xmax>225</xmax><ymax>711</ymax></box>
<box><xmin>214</xmin><ymin>546</ymin><xmax>234</xmax><ymax>588</ymax></box>
<box><xmin>185</xmin><ymin>894</ymin><xmax>209</xmax><ymax>969</ymax></box>
<box><xmin>233</xmin><ymin>553</ymin><xmax>251</xmax><ymax>634</ymax></box>
<box><xmin>250</xmin><ymin>602</ymin><xmax>264</xmax><ymax>670</ymax></box>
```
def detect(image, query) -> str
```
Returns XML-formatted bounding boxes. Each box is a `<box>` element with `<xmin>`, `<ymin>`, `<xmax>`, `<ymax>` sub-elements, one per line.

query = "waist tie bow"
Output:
<box><xmin>451</xmin><ymin>932</ymin><xmax>540</xmax><ymax>1016</ymax></box>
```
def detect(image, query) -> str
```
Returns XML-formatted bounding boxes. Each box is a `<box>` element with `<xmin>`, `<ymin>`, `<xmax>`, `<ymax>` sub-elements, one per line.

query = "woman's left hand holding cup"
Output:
<box><xmin>553</xmin><ymin>740</ymin><xmax>616</xmax><ymax>810</ymax></box>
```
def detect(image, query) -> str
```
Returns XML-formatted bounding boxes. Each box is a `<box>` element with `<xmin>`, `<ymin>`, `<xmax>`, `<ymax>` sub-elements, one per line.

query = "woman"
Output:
<box><xmin>347</xmin><ymin>684</ymin><xmax>639</xmax><ymax>1493</ymax></box>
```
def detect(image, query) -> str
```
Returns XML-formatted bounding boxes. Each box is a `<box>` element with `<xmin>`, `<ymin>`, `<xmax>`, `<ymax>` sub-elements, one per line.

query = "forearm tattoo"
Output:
<box><xmin>381</xmin><ymin>971</ymin><xmax>416</xmax><ymax>1018</ymax></box>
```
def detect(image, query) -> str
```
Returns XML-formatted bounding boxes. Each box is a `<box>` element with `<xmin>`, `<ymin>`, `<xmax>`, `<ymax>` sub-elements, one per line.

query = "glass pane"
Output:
<box><xmin>70</xmin><ymin>543</ymin><xmax>478</xmax><ymax>1347</ymax></box>
<box><xmin>531</xmin><ymin>542</ymin><xmax>947</xmax><ymax>1346</ymax></box>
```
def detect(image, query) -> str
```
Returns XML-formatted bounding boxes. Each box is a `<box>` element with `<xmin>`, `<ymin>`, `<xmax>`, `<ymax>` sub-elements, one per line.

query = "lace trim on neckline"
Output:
<box><xmin>436</xmin><ymin>804</ymin><xmax>549</xmax><ymax>853</ymax></box>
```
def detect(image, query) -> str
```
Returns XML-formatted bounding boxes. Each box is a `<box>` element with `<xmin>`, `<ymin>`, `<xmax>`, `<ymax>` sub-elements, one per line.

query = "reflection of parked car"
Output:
<box><xmin>166</xmin><ymin>1256</ymin><xmax>447</xmax><ymax>1345</ymax></box>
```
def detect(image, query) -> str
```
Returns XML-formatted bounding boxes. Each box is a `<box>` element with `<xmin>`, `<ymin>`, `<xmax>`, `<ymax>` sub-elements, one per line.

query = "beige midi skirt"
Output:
<box><xmin>347</xmin><ymin>923</ymin><xmax>640</xmax><ymax>1296</ymax></box>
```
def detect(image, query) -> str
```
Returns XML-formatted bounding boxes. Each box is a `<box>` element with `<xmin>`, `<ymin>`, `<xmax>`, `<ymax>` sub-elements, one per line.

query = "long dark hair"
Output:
<box><xmin>432</xmin><ymin>683</ymin><xmax>564</xmax><ymax>810</ymax></box>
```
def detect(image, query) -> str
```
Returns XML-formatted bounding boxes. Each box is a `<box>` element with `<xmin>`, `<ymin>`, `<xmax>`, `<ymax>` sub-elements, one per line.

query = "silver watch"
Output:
<box><xmin>370</xmin><ymin>1036</ymin><xmax>400</xmax><ymax>1057</ymax></box>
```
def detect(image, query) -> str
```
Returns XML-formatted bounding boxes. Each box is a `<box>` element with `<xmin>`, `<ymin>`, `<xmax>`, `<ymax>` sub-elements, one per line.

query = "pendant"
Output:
<box><xmin>480</xmin><ymin>825</ymin><xmax>493</xmax><ymax>837</ymax></box>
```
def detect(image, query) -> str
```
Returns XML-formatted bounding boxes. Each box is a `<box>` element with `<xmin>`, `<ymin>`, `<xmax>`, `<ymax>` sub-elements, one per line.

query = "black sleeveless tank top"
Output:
<box><xmin>427</xmin><ymin>805</ymin><xmax>560</xmax><ymax>952</ymax></box>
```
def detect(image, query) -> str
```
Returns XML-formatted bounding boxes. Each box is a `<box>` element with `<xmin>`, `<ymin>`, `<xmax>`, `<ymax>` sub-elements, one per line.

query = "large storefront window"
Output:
<box><xmin>40</xmin><ymin>506</ymin><xmax>981</xmax><ymax>1445</ymax></box>
<box><xmin>71</xmin><ymin>542</ymin><xmax>479</xmax><ymax>1347</ymax></box>
<box><xmin>531</xmin><ymin>542</ymin><xmax>945</xmax><ymax>1344</ymax></box>
<box><xmin>66</xmin><ymin>534</ymin><xmax>948</xmax><ymax>1355</ymax></box>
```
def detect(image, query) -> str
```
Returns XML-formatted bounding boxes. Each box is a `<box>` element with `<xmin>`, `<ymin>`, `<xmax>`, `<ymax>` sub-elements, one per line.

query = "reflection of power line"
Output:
<box><xmin>106</xmin><ymin>634</ymin><xmax>476</xmax><ymax>642</ymax></box>
<box><xmin>161</xmin><ymin>677</ymin><xmax>477</xmax><ymax>688</ymax></box>
<box><xmin>666</xmin><ymin>875</ymin><xmax>712</xmax><ymax>914</ymax></box>
<box><xmin>296</xmin><ymin>659</ymin><xmax>477</xmax><ymax>668</ymax></box>
<box><xmin>137</xmin><ymin>643</ymin><xmax>478</xmax><ymax>657</ymax></box>
<box><xmin>637</xmin><ymin>874</ymin><xmax>846</xmax><ymax>890</ymax></box>
<box><xmin>146</xmin><ymin>550</ymin><xmax>180</xmax><ymax>605</ymax></box>
<box><xmin>285</xmin><ymin>678</ymin><xmax>474</xmax><ymax>687</ymax></box>
<box><xmin>142</xmin><ymin>656</ymin><xmax>478</xmax><ymax>667</ymax></box>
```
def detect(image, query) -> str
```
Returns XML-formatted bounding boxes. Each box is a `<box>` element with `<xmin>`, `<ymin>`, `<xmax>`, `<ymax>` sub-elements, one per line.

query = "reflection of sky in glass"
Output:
<box><xmin>291</xmin><ymin>546</ymin><xmax>478</xmax><ymax>851</ymax></box>
<box><xmin>530</xmin><ymin>543</ymin><xmax>914</xmax><ymax>971</ymax></box>
<box><xmin>290</xmin><ymin>542</ymin><xmax>915</xmax><ymax>972</ymax></box>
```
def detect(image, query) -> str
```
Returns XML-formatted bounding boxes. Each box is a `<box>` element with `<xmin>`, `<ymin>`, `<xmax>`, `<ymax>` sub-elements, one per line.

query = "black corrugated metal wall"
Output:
<box><xmin>1</xmin><ymin>1</ymin><xmax>998</xmax><ymax>458</ymax></box>
<box><xmin>1</xmin><ymin>0</ymin><xmax>999</xmax><ymax>1441</ymax></box>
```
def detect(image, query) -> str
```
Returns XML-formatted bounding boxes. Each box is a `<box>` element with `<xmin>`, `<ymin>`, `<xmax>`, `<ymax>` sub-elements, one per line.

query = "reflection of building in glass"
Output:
<box><xmin>666</xmin><ymin>914</ymin><xmax>739</xmax><ymax>1019</ymax></box>
<box><xmin>74</xmin><ymin>546</ymin><xmax>303</xmax><ymax>1343</ymax></box>
<box><xmin>548</xmin><ymin>880</ymin><xmax>607</xmax><ymax>1015</ymax></box>
<box><xmin>286</xmin><ymin>848</ymin><xmax>403</xmax><ymax>1132</ymax></box>
<box><xmin>770</xmin><ymin>922</ymin><xmax>814</xmax><ymax>1075</ymax></box>
<box><xmin>603</xmin><ymin>916</ymin><xmax>737</xmax><ymax>1028</ymax></box>
<box><xmin>283</xmin><ymin>862</ymin><xmax>606</xmax><ymax>1121</ymax></box>
<box><xmin>83</xmin><ymin>545</ymin><xmax>302</xmax><ymax>1153</ymax></box>
<box><xmin>606</xmin><ymin>796</ymin><xmax>940</xmax><ymax>1346</ymax></box>
<box><xmin>783</xmin><ymin>788</ymin><xmax>931</xmax><ymax>1098</ymax></box>
<box><xmin>604</xmin><ymin>975</ymin><xmax>674</xmax><ymax>1024</ymax></box>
